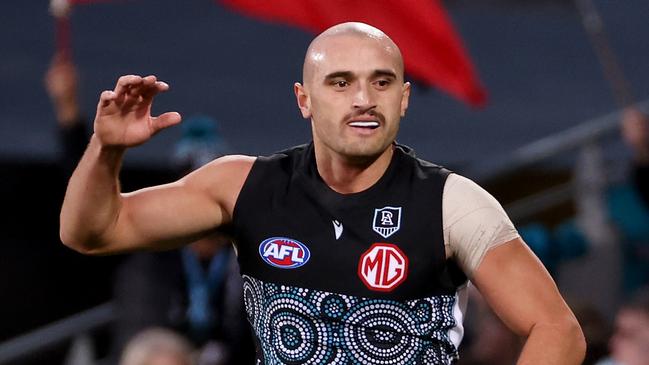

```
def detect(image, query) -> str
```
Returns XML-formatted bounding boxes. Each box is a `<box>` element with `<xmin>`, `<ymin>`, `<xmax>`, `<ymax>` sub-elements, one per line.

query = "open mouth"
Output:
<box><xmin>348</xmin><ymin>121</ymin><xmax>380</xmax><ymax>129</ymax></box>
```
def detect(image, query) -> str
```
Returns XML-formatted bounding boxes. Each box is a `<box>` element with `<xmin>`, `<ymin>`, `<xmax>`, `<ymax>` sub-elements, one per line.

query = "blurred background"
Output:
<box><xmin>1</xmin><ymin>0</ymin><xmax>648</xmax><ymax>364</ymax></box>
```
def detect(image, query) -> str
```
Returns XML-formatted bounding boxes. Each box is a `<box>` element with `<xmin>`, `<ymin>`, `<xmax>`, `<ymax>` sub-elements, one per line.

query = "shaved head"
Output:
<box><xmin>302</xmin><ymin>22</ymin><xmax>404</xmax><ymax>86</ymax></box>
<box><xmin>293</xmin><ymin>21</ymin><xmax>411</xmax><ymax>164</ymax></box>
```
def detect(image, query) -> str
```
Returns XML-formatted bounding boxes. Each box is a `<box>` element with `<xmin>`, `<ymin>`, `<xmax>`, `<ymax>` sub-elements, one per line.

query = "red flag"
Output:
<box><xmin>220</xmin><ymin>0</ymin><xmax>487</xmax><ymax>107</ymax></box>
<box><xmin>50</xmin><ymin>0</ymin><xmax>72</xmax><ymax>58</ymax></box>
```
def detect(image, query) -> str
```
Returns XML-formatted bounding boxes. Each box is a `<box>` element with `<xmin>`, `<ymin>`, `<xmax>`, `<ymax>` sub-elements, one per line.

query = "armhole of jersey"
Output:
<box><xmin>231</xmin><ymin>156</ymin><xmax>262</xmax><ymax>231</ymax></box>
<box><xmin>434</xmin><ymin>167</ymin><xmax>457</xmax><ymax>283</ymax></box>
<box><xmin>439</xmin><ymin>169</ymin><xmax>452</xmax><ymax>256</ymax></box>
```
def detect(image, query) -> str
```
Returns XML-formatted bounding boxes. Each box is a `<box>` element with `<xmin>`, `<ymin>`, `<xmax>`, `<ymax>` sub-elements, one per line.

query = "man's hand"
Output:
<box><xmin>95</xmin><ymin>74</ymin><xmax>182</xmax><ymax>148</ymax></box>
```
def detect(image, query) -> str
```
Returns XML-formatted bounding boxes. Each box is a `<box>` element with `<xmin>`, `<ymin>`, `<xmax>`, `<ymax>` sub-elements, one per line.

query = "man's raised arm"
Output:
<box><xmin>59</xmin><ymin>75</ymin><xmax>253</xmax><ymax>255</ymax></box>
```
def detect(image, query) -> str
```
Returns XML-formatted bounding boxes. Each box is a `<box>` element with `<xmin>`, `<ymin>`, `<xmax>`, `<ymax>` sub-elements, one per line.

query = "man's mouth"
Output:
<box><xmin>348</xmin><ymin>121</ymin><xmax>380</xmax><ymax>129</ymax></box>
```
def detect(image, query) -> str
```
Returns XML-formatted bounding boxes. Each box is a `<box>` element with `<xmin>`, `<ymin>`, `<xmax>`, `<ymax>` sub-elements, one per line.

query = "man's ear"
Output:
<box><xmin>400</xmin><ymin>82</ymin><xmax>411</xmax><ymax>117</ymax></box>
<box><xmin>294</xmin><ymin>82</ymin><xmax>312</xmax><ymax>119</ymax></box>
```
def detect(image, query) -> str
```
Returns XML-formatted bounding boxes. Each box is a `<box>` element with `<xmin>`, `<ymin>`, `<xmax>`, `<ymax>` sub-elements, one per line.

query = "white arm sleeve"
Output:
<box><xmin>443</xmin><ymin>174</ymin><xmax>519</xmax><ymax>278</ymax></box>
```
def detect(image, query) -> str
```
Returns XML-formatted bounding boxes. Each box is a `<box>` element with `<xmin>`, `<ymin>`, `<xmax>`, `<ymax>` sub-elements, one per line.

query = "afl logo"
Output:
<box><xmin>259</xmin><ymin>237</ymin><xmax>311</xmax><ymax>269</ymax></box>
<box><xmin>358</xmin><ymin>243</ymin><xmax>409</xmax><ymax>292</ymax></box>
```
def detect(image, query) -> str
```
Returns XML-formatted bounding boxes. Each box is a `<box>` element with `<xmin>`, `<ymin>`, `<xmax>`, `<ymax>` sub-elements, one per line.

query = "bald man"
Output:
<box><xmin>61</xmin><ymin>23</ymin><xmax>585</xmax><ymax>364</ymax></box>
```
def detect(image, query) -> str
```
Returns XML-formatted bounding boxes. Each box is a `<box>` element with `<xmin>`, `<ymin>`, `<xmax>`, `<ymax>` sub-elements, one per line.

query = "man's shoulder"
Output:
<box><xmin>201</xmin><ymin>154</ymin><xmax>257</xmax><ymax>172</ymax></box>
<box><xmin>394</xmin><ymin>143</ymin><xmax>452</xmax><ymax>179</ymax></box>
<box><xmin>442</xmin><ymin>173</ymin><xmax>501</xmax><ymax>210</ymax></box>
<box><xmin>250</xmin><ymin>143</ymin><xmax>312</xmax><ymax>176</ymax></box>
<box><xmin>185</xmin><ymin>155</ymin><xmax>256</xmax><ymax>190</ymax></box>
<box><xmin>257</xmin><ymin>143</ymin><xmax>311</xmax><ymax>161</ymax></box>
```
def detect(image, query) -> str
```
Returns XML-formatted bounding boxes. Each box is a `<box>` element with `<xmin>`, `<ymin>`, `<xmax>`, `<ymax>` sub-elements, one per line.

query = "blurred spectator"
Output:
<box><xmin>44</xmin><ymin>52</ymin><xmax>89</xmax><ymax>175</ymax></box>
<box><xmin>171</xmin><ymin>115</ymin><xmax>229</xmax><ymax>170</ymax></box>
<box><xmin>45</xmin><ymin>53</ymin><xmax>254</xmax><ymax>364</ymax></box>
<box><xmin>622</xmin><ymin>108</ymin><xmax>649</xmax><ymax>207</ymax></box>
<box><xmin>119</xmin><ymin>327</ymin><xmax>195</xmax><ymax>365</ymax></box>
<box><xmin>111</xmin><ymin>231</ymin><xmax>253</xmax><ymax>365</ymax></box>
<box><xmin>617</xmin><ymin>109</ymin><xmax>649</xmax><ymax>294</ymax></box>
<box><xmin>595</xmin><ymin>287</ymin><xmax>649</xmax><ymax>365</ymax></box>
<box><xmin>45</xmin><ymin>53</ymin><xmax>80</xmax><ymax>128</ymax></box>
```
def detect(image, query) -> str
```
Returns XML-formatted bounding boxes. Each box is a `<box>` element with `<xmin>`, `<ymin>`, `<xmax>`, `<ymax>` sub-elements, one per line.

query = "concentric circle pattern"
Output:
<box><xmin>242</xmin><ymin>275</ymin><xmax>460</xmax><ymax>364</ymax></box>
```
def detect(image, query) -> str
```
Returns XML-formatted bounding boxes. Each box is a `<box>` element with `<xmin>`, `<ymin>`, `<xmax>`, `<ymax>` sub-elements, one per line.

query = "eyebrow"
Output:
<box><xmin>323</xmin><ymin>69</ymin><xmax>398</xmax><ymax>81</ymax></box>
<box><xmin>324</xmin><ymin>71</ymin><xmax>354</xmax><ymax>80</ymax></box>
<box><xmin>372</xmin><ymin>69</ymin><xmax>398</xmax><ymax>79</ymax></box>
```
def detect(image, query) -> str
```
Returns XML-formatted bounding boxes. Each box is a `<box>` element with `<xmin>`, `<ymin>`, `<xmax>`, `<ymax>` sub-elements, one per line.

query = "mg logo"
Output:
<box><xmin>358</xmin><ymin>243</ymin><xmax>409</xmax><ymax>292</ymax></box>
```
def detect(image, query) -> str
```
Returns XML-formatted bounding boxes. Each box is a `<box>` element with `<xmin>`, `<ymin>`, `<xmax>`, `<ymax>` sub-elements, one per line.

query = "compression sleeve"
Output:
<box><xmin>442</xmin><ymin>174</ymin><xmax>520</xmax><ymax>278</ymax></box>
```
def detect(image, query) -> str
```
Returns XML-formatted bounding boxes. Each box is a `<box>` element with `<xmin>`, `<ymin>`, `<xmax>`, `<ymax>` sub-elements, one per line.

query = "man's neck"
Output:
<box><xmin>314</xmin><ymin>144</ymin><xmax>394</xmax><ymax>194</ymax></box>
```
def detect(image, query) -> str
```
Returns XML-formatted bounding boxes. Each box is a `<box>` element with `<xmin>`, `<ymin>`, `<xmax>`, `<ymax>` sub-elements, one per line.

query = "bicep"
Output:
<box><xmin>102</xmin><ymin>156</ymin><xmax>254</xmax><ymax>253</ymax></box>
<box><xmin>470</xmin><ymin>238</ymin><xmax>575</xmax><ymax>336</ymax></box>
<box><xmin>111</xmin><ymin>181</ymin><xmax>223</xmax><ymax>252</ymax></box>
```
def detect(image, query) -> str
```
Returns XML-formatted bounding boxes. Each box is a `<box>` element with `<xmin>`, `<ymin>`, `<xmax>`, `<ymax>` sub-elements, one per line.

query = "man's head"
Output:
<box><xmin>294</xmin><ymin>22</ymin><xmax>411</xmax><ymax>162</ymax></box>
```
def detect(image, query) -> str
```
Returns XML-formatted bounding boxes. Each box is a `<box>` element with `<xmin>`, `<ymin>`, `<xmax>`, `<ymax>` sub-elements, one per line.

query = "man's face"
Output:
<box><xmin>296</xmin><ymin>34</ymin><xmax>410</xmax><ymax>161</ymax></box>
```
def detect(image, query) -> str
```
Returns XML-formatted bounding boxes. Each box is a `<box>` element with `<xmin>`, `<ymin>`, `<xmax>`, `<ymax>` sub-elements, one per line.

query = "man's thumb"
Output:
<box><xmin>152</xmin><ymin>112</ymin><xmax>182</xmax><ymax>133</ymax></box>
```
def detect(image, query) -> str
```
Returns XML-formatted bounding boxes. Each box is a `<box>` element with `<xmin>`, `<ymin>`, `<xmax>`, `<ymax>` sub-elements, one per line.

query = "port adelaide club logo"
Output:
<box><xmin>259</xmin><ymin>237</ymin><xmax>310</xmax><ymax>269</ymax></box>
<box><xmin>373</xmin><ymin>206</ymin><xmax>402</xmax><ymax>238</ymax></box>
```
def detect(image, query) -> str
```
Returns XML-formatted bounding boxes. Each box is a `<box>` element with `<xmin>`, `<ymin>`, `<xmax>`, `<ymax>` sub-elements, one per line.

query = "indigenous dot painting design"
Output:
<box><xmin>242</xmin><ymin>275</ymin><xmax>460</xmax><ymax>365</ymax></box>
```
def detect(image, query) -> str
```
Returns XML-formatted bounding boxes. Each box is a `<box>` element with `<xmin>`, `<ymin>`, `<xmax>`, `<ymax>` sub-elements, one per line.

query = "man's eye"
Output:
<box><xmin>376</xmin><ymin>80</ymin><xmax>390</xmax><ymax>87</ymax></box>
<box><xmin>333</xmin><ymin>81</ymin><xmax>348</xmax><ymax>88</ymax></box>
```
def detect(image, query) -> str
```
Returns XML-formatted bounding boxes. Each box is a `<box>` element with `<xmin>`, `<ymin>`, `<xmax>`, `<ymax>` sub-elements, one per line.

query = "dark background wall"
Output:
<box><xmin>2</xmin><ymin>0</ymin><xmax>648</xmax><ymax>168</ymax></box>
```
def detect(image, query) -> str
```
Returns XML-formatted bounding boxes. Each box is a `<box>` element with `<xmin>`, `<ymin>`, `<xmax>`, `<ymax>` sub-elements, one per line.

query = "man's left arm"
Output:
<box><xmin>471</xmin><ymin>237</ymin><xmax>586</xmax><ymax>365</ymax></box>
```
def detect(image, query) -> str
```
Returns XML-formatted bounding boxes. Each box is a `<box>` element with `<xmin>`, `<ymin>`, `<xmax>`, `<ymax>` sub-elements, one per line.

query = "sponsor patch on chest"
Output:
<box><xmin>358</xmin><ymin>243</ymin><xmax>409</xmax><ymax>292</ymax></box>
<box><xmin>259</xmin><ymin>237</ymin><xmax>311</xmax><ymax>269</ymax></box>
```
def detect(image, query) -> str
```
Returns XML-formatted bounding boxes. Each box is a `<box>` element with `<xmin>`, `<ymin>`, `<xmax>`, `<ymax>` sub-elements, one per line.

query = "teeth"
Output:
<box><xmin>349</xmin><ymin>121</ymin><xmax>379</xmax><ymax>127</ymax></box>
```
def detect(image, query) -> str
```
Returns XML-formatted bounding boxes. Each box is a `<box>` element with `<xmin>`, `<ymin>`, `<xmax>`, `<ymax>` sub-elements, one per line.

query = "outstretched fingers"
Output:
<box><xmin>123</xmin><ymin>75</ymin><xmax>170</xmax><ymax>108</ymax></box>
<box><xmin>99</xmin><ymin>74</ymin><xmax>171</xmax><ymax>114</ymax></box>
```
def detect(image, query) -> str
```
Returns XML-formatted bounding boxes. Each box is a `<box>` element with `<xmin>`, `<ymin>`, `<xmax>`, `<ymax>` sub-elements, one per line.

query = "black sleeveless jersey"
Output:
<box><xmin>232</xmin><ymin>143</ymin><xmax>467</xmax><ymax>365</ymax></box>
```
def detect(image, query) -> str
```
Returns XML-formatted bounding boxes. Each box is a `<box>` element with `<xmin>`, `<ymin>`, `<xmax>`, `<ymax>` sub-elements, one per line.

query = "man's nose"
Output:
<box><xmin>352</xmin><ymin>83</ymin><xmax>376</xmax><ymax>110</ymax></box>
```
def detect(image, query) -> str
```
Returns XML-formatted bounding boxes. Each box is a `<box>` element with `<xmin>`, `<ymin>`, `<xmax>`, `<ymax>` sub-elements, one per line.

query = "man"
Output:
<box><xmin>60</xmin><ymin>22</ymin><xmax>585</xmax><ymax>364</ymax></box>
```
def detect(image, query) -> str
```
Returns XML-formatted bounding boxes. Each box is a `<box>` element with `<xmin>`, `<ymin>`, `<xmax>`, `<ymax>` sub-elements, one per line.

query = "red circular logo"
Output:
<box><xmin>358</xmin><ymin>243</ymin><xmax>409</xmax><ymax>292</ymax></box>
